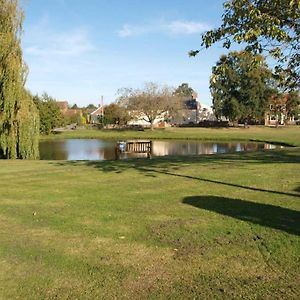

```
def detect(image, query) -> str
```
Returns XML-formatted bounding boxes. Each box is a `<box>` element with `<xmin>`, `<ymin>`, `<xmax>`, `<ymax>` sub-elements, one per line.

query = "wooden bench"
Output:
<box><xmin>115</xmin><ymin>141</ymin><xmax>152</xmax><ymax>159</ymax></box>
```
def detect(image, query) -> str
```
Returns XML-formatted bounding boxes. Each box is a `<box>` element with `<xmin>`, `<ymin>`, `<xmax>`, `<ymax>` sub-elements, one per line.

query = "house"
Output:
<box><xmin>171</xmin><ymin>93</ymin><xmax>199</xmax><ymax>125</ymax></box>
<box><xmin>56</xmin><ymin>101</ymin><xmax>82</xmax><ymax>123</ymax></box>
<box><xmin>198</xmin><ymin>103</ymin><xmax>215</xmax><ymax>121</ymax></box>
<box><xmin>177</xmin><ymin>93</ymin><xmax>215</xmax><ymax>124</ymax></box>
<box><xmin>56</xmin><ymin>101</ymin><xmax>68</xmax><ymax>112</ymax></box>
<box><xmin>89</xmin><ymin>106</ymin><xmax>104</xmax><ymax>124</ymax></box>
<box><xmin>264</xmin><ymin>94</ymin><xmax>299</xmax><ymax>126</ymax></box>
<box><xmin>127</xmin><ymin>111</ymin><xmax>166</xmax><ymax>128</ymax></box>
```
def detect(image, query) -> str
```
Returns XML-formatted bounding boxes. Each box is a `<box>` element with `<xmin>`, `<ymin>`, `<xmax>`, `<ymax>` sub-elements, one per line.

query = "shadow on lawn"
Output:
<box><xmin>56</xmin><ymin>148</ymin><xmax>300</xmax><ymax>170</ymax></box>
<box><xmin>53</xmin><ymin>149</ymin><xmax>300</xmax><ymax>199</ymax></box>
<box><xmin>183</xmin><ymin>196</ymin><xmax>300</xmax><ymax>236</ymax></box>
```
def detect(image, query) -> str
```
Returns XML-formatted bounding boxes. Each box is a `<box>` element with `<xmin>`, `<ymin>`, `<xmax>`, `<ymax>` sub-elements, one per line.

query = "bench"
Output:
<box><xmin>115</xmin><ymin>141</ymin><xmax>152</xmax><ymax>159</ymax></box>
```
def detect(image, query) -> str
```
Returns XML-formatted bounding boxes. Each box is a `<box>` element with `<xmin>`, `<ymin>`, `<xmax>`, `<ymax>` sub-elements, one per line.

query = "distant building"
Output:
<box><xmin>198</xmin><ymin>103</ymin><xmax>215</xmax><ymax>121</ymax></box>
<box><xmin>127</xmin><ymin>111</ymin><xmax>166</xmax><ymax>128</ymax></box>
<box><xmin>178</xmin><ymin>93</ymin><xmax>215</xmax><ymax>124</ymax></box>
<box><xmin>123</xmin><ymin>91</ymin><xmax>216</xmax><ymax>127</ymax></box>
<box><xmin>56</xmin><ymin>101</ymin><xmax>68</xmax><ymax>112</ymax></box>
<box><xmin>56</xmin><ymin>101</ymin><xmax>82</xmax><ymax>120</ymax></box>
<box><xmin>89</xmin><ymin>106</ymin><xmax>104</xmax><ymax>124</ymax></box>
<box><xmin>264</xmin><ymin>94</ymin><xmax>299</xmax><ymax>126</ymax></box>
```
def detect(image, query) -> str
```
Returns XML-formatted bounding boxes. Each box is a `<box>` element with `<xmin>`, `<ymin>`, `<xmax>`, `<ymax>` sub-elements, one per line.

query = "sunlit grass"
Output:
<box><xmin>42</xmin><ymin>126</ymin><xmax>300</xmax><ymax>147</ymax></box>
<box><xmin>1</xmin><ymin>145</ymin><xmax>300</xmax><ymax>298</ymax></box>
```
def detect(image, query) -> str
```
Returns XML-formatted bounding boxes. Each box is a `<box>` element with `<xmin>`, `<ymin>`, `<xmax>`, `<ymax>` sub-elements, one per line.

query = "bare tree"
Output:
<box><xmin>118</xmin><ymin>82</ymin><xmax>182</xmax><ymax>130</ymax></box>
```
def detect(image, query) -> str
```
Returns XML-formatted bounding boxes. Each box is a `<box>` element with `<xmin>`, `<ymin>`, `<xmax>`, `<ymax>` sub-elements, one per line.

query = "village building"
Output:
<box><xmin>177</xmin><ymin>92</ymin><xmax>215</xmax><ymax>125</ymax></box>
<box><xmin>127</xmin><ymin>92</ymin><xmax>215</xmax><ymax>128</ymax></box>
<box><xmin>56</xmin><ymin>101</ymin><xmax>82</xmax><ymax>119</ymax></box>
<box><xmin>264</xmin><ymin>94</ymin><xmax>299</xmax><ymax>126</ymax></box>
<box><xmin>89</xmin><ymin>106</ymin><xmax>104</xmax><ymax>124</ymax></box>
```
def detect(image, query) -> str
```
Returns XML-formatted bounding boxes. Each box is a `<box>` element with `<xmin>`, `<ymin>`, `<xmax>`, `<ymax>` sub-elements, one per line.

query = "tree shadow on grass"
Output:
<box><xmin>182</xmin><ymin>196</ymin><xmax>300</xmax><ymax>236</ymax></box>
<box><xmin>56</xmin><ymin>148</ymin><xmax>300</xmax><ymax>171</ymax></box>
<box><xmin>138</xmin><ymin>167</ymin><xmax>300</xmax><ymax>198</ymax></box>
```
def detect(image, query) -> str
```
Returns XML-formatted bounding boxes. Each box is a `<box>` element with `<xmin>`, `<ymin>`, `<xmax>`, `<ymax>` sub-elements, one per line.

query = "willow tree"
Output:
<box><xmin>0</xmin><ymin>0</ymin><xmax>39</xmax><ymax>159</ymax></box>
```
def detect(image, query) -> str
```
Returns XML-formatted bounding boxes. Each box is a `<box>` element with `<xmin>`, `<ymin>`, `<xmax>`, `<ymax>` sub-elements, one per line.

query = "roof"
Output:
<box><xmin>184</xmin><ymin>99</ymin><xmax>198</xmax><ymax>110</ymax></box>
<box><xmin>56</xmin><ymin>101</ymin><xmax>68</xmax><ymax>110</ymax></box>
<box><xmin>90</xmin><ymin>107</ymin><xmax>104</xmax><ymax>115</ymax></box>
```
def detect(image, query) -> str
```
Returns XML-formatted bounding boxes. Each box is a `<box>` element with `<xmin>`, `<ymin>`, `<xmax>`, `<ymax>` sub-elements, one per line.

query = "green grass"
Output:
<box><xmin>43</xmin><ymin>126</ymin><xmax>300</xmax><ymax>147</ymax></box>
<box><xmin>1</xmin><ymin>127</ymin><xmax>300</xmax><ymax>299</ymax></box>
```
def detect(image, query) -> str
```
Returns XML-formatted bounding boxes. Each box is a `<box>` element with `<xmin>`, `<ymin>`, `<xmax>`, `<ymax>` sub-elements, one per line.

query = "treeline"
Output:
<box><xmin>33</xmin><ymin>94</ymin><xmax>99</xmax><ymax>135</ymax></box>
<box><xmin>210</xmin><ymin>51</ymin><xmax>300</xmax><ymax>125</ymax></box>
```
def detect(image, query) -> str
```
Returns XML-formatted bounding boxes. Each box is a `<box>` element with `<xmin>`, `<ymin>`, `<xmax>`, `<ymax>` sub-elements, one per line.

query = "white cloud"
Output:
<box><xmin>23</xmin><ymin>17</ymin><xmax>101</xmax><ymax>102</ymax></box>
<box><xmin>118</xmin><ymin>24</ymin><xmax>148</xmax><ymax>38</ymax></box>
<box><xmin>118</xmin><ymin>19</ymin><xmax>210</xmax><ymax>37</ymax></box>
<box><xmin>24</xmin><ymin>29</ymin><xmax>95</xmax><ymax>58</ymax></box>
<box><xmin>164</xmin><ymin>21</ymin><xmax>210</xmax><ymax>35</ymax></box>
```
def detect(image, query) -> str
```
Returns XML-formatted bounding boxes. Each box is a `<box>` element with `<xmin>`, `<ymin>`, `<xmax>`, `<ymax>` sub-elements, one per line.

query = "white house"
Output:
<box><xmin>89</xmin><ymin>106</ymin><xmax>104</xmax><ymax>124</ymax></box>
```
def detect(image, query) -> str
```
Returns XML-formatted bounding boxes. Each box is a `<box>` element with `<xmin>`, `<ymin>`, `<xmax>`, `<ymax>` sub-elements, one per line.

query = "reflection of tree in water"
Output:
<box><xmin>98</xmin><ymin>146</ymin><xmax>116</xmax><ymax>161</ymax></box>
<box><xmin>153</xmin><ymin>141</ymin><xmax>216</xmax><ymax>156</ymax></box>
<box><xmin>218</xmin><ymin>143</ymin><xmax>263</xmax><ymax>153</ymax></box>
<box><xmin>39</xmin><ymin>140</ymin><xmax>68</xmax><ymax>160</ymax></box>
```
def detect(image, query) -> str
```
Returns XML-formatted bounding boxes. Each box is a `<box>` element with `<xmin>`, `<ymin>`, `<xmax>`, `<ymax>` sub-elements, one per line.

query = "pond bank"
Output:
<box><xmin>40</xmin><ymin>126</ymin><xmax>300</xmax><ymax>147</ymax></box>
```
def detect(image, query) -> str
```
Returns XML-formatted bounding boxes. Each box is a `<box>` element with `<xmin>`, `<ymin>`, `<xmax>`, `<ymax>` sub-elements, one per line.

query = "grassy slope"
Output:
<box><xmin>43</xmin><ymin>126</ymin><xmax>300</xmax><ymax>147</ymax></box>
<box><xmin>1</xmin><ymin>127</ymin><xmax>300</xmax><ymax>299</ymax></box>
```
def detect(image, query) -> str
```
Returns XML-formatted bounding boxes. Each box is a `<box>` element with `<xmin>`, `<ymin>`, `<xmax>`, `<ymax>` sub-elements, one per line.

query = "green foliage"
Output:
<box><xmin>174</xmin><ymin>83</ymin><xmax>195</xmax><ymax>98</ymax></box>
<box><xmin>67</xmin><ymin>112</ymin><xmax>85</xmax><ymax>126</ymax></box>
<box><xmin>0</xmin><ymin>0</ymin><xmax>39</xmax><ymax>159</ymax></box>
<box><xmin>71</xmin><ymin>103</ymin><xmax>78</xmax><ymax>109</ymax></box>
<box><xmin>210</xmin><ymin>51</ymin><xmax>272</xmax><ymax>123</ymax></box>
<box><xmin>103</xmin><ymin>103</ymin><xmax>129</xmax><ymax>126</ymax></box>
<box><xmin>86</xmin><ymin>103</ymin><xmax>97</xmax><ymax>110</ymax></box>
<box><xmin>33</xmin><ymin>93</ymin><xmax>65</xmax><ymax>135</ymax></box>
<box><xmin>286</xmin><ymin>91</ymin><xmax>300</xmax><ymax>118</ymax></box>
<box><xmin>192</xmin><ymin>0</ymin><xmax>300</xmax><ymax>89</ymax></box>
<box><xmin>16</xmin><ymin>90</ymin><xmax>40</xmax><ymax>159</ymax></box>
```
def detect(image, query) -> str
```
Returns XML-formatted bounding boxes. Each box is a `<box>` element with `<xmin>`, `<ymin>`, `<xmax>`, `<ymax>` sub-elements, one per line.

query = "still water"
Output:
<box><xmin>39</xmin><ymin>139</ymin><xmax>278</xmax><ymax>161</ymax></box>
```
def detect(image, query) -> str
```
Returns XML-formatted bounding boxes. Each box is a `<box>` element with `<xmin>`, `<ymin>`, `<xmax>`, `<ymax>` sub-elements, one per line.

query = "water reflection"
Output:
<box><xmin>152</xmin><ymin>141</ymin><xmax>277</xmax><ymax>157</ymax></box>
<box><xmin>39</xmin><ymin>139</ymin><xmax>279</xmax><ymax>161</ymax></box>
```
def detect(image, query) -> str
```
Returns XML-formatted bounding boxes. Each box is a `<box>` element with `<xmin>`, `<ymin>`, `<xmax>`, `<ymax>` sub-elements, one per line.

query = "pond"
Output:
<box><xmin>39</xmin><ymin>139</ymin><xmax>279</xmax><ymax>161</ymax></box>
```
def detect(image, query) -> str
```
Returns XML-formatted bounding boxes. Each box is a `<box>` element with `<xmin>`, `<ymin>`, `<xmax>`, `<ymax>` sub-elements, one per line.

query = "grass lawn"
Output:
<box><xmin>1</xmin><ymin>127</ymin><xmax>300</xmax><ymax>299</ymax></box>
<box><xmin>43</xmin><ymin>126</ymin><xmax>300</xmax><ymax>147</ymax></box>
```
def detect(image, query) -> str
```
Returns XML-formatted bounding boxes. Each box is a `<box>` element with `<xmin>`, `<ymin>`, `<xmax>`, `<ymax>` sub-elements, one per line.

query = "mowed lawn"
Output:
<box><xmin>45</xmin><ymin>126</ymin><xmax>300</xmax><ymax>147</ymax></box>
<box><xmin>1</xmin><ymin>128</ymin><xmax>300</xmax><ymax>299</ymax></box>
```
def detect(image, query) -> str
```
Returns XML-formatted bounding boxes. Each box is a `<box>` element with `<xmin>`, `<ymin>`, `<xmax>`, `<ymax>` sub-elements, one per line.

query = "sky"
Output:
<box><xmin>21</xmin><ymin>0</ymin><xmax>229</xmax><ymax>107</ymax></box>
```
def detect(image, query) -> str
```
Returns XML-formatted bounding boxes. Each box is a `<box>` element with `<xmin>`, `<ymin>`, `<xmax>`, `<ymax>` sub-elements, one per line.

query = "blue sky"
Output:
<box><xmin>22</xmin><ymin>0</ymin><xmax>228</xmax><ymax>107</ymax></box>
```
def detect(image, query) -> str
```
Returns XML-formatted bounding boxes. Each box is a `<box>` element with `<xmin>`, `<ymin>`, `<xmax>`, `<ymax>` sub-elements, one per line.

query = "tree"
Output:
<box><xmin>210</xmin><ymin>51</ymin><xmax>272</xmax><ymax>124</ymax></box>
<box><xmin>286</xmin><ymin>91</ymin><xmax>300</xmax><ymax>119</ymax></box>
<box><xmin>33</xmin><ymin>93</ymin><xmax>65</xmax><ymax>135</ymax></box>
<box><xmin>0</xmin><ymin>0</ymin><xmax>39</xmax><ymax>159</ymax></box>
<box><xmin>190</xmin><ymin>0</ymin><xmax>300</xmax><ymax>89</ymax></box>
<box><xmin>103</xmin><ymin>103</ymin><xmax>129</xmax><ymax>126</ymax></box>
<box><xmin>174</xmin><ymin>83</ymin><xmax>195</xmax><ymax>98</ymax></box>
<box><xmin>71</xmin><ymin>104</ymin><xmax>78</xmax><ymax>109</ymax></box>
<box><xmin>118</xmin><ymin>82</ymin><xmax>182</xmax><ymax>130</ymax></box>
<box><xmin>86</xmin><ymin>103</ymin><xmax>97</xmax><ymax>110</ymax></box>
